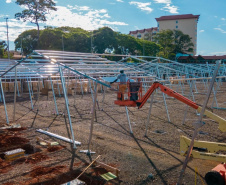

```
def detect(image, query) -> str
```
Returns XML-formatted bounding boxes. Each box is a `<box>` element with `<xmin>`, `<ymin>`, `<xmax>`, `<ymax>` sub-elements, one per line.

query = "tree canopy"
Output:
<box><xmin>153</xmin><ymin>29</ymin><xmax>194</xmax><ymax>59</ymax></box>
<box><xmin>173</xmin><ymin>30</ymin><xmax>194</xmax><ymax>54</ymax></box>
<box><xmin>0</xmin><ymin>41</ymin><xmax>7</xmax><ymax>58</ymax></box>
<box><xmin>14</xmin><ymin>26</ymin><xmax>161</xmax><ymax>56</ymax></box>
<box><xmin>15</xmin><ymin>0</ymin><xmax>57</xmax><ymax>42</ymax></box>
<box><xmin>15</xmin><ymin>27</ymin><xmax>195</xmax><ymax>60</ymax></box>
<box><xmin>15</xmin><ymin>29</ymin><xmax>38</xmax><ymax>55</ymax></box>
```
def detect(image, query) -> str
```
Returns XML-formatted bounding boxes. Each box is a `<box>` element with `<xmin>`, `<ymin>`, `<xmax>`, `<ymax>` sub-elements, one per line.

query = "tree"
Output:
<box><xmin>14</xmin><ymin>29</ymin><xmax>38</xmax><ymax>55</ymax></box>
<box><xmin>92</xmin><ymin>27</ymin><xmax>118</xmax><ymax>53</ymax></box>
<box><xmin>173</xmin><ymin>30</ymin><xmax>194</xmax><ymax>54</ymax></box>
<box><xmin>143</xmin><ymin>32</ymin><xmax>152</xmax><ymax>41</ymax></box>
<box><xmin>39</xmin><ymin>27</ymin><xmax>63</xmax><ymax>50</ymax></box>
<box><xmin>116</xmin><ymin>34</ymin><xmax>139</xmax><ymax>55</ymax></box>
<box><xmin>153</xmin><ymin>29</ymin><xmax>175</xmax><ymax>59</ymax></box>
<box><xmin>14</xmin><ymin>26</ymin><xmax>160</xmax><ymax>57</ymax></box>
<box><xmin>137</xmin><ymin>39</ymin><xmax>161</xmax><ymax>56</ymax></box>
<box><xmin>64</xmin><ymin>32</ymin><xmax>90</xmax><ymax>53</ymax></box>
<box><xmin>60</xmin><ymin>27</ymin><xmax>90</xmax><ymax>52</ymax></box>
<box><xmin>15</xmin><ymin>0</ymin><xmax>57</xmax><ymax>43</ymax></box>
<box><xmin>0</xmin><ymin>41</ymin><xmax>7</xmax><ymax>58</ymax></box>
<box><xmin>39</xmin><ymin>27</ymin><xmax>91</xmax><ymax>52</ymax></box>
<box><xmin>153</xmin><ymin>29</ymin><xmax>194</xmax><ymax>59</ymax></box>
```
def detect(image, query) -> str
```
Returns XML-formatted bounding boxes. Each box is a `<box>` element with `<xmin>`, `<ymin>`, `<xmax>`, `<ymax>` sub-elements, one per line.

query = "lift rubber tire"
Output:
<box><xmin>205</xmin><ymin>170</ymin><xmax>225</xmax><ymax>185</ymax></box>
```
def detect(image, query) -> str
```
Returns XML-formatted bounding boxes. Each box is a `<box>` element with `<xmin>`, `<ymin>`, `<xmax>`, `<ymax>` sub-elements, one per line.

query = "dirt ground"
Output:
<box><xmin>0</xmin><ymin>81</ymin><xmax>226</xmax><ymax>185</ymax></box>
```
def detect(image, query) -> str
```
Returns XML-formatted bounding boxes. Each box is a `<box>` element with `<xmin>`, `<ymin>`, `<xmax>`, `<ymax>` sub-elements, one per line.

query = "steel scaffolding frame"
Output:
<box><xmin>0</xmin><ymin>51</ymin><xmax>225</xmax><ymax>170</ymax></box>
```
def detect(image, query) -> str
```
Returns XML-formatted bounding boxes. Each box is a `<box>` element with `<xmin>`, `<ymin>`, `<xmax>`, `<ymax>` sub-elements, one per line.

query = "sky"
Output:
<box><xmin>0</xmin><ymin>0</ymin><xmax>226</xmax><ymax>56</ymax></box>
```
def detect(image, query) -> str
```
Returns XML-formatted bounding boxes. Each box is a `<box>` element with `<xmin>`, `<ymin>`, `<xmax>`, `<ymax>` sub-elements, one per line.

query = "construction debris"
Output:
<box><xmin>37</xmin><ymin>137</ymin><xmax>59</xmax><ymax>147</ymax></box>
<box><xmin>76</xmin><ymin>155</ymin><xmax>101</xmax><ymax>180</ymax></box>
<box><xmin>36</xmin><ymin>129</ymin><xmax>81</xmax><ymax>145</ymax></box>
<box><xmin>61</xmin><ymin>179</ymin><xmax>86</xmax><ymax>185</ymax></box>
<box><xmin>94</xmin><ymin>161</ymin><xmax>120</xmax><ymax>176</ymax></box>
<box><xmin>100</xmin><ymin>172</ymin><xmax>117</xmax><ymax>181</ymax></box>
<box><xmin>4</xmin><ymin>148</ymin><xmax>25</xmax><ymax>161</ymax></box>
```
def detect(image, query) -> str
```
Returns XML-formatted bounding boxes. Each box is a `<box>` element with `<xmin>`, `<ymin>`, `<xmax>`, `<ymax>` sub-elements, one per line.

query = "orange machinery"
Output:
<box><xmin>205</xmin><ymin>163</ymin><xmax>226</xmax><ymax>185</ymax></box>
<box><xmin>114</xmin><ymin>81</ymin><xmax>226</xmax><ymax>132</ymax></box>
<box><xmin>115</xmin><ymin>81</ymin><xmax>199</xmax><ymax>109</ymax></box>
<box><xmin>114</xmin><ymin>81</ymin><xmax>226</xmax><ymax>184</ymax></box>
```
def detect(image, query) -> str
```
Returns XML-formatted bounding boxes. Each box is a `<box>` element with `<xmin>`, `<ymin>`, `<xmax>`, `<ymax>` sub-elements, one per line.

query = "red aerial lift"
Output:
<box><xmin>114</xmin><ymin>81</ymin><xmax>226</xmax><ymax>132</ymax></box>
<box><xmin>114</xmin><ymin>81</ymin><xmax>226</xmax><ymax>184</ymax></box>
<box><xmin>115</xmin><ymin>81</ymin><xmax>199</xmax><ymax>109</ymax></box>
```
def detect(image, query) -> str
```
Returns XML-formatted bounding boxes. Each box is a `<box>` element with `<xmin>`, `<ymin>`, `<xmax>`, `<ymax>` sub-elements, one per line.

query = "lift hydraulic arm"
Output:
<box><xmin>180</xmin><ymin>135</ymin><xmax>226</xmax><ymax>162</ymax></box>
<box><xmin>136</xmin><ymin>82</ymin><xmax>198</xmax><ymax>109</ymax></box>
<box><xmin>114</xmin><ymin>82</ymin><xmax>226</xmax><ymax>132</ymax></box>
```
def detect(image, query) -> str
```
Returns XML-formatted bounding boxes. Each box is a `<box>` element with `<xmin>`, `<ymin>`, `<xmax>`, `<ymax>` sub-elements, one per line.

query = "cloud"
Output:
<box><xmin>161</xmin><ymin>4</ymin><xmax>178</xmax><ymax>13</ymax></box>
<box><xmin>153</xmin><ymin>0</ymin><xmax>178</xmax><ymax>14</ymax></box>
<box><xmin>0</xmin><ymin>5</ymin><xmax>128</xmax><ymax>43</ymax></box>
<box><xmin>214</xmin><ymin>28</ymin><xmax>226</xmax><ymax>34</ymax></box>
<box><xmin>153</xmin><ymin>0</ymin><xmax>171</xmax><ymax>3</ymax></box>
<box><xmin>45</xmin><ymin>6</ymin><xmax>128</xmax><ymax>30</ymax></box>
<box><xmin>79</xmin><ymin>6</ymin><xmax>90</xmax><ymax>11</ymax></box>
<box><xmin>0</xmin><ymin>15</ymin><xmax>7</xmax><ymax>18</ymax></box>
<box><xmin>67</xmin><ymin>5</ymin><xmax>90</xmax><ymax>11</ymax></box>
<box><xmin>0</xmin><ymin>19</ymin><xmax>36</xmax><ymax>41</ymax></box>
<box><xmin>210</xmin><ymin>51</ymin><xmax>226</xmax><ymax>55</ymax></box>
<box><xmin>116</xmin><ymin>0</ymin><xmax>124</xmax><ymax>2</ymax></box>
<box><xmin>6</xmin><ymin>0</ymin><xmax>12</xmax><ymax>3</ymax></box>
<box><xmin>129</xmin><ymin>1</ymin><xmax>153</xmax><ymax>14</ymax></box>
<box><xmin>199</xmin><ymin>30</ymin><xmax>204</xmax><ymax>33</ymax></box>
<box><xmin>221</xmin><ymin>18</ymin><xmax>226</xmax><ymax>21</ymax></box>
<box><xmin>99</xmin><ymin>20</ymin><xmax>127</xmax><ymax>25</ymax></box>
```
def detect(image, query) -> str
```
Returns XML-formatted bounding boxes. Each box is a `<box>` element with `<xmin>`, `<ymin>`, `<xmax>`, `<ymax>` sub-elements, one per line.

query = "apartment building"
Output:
<box><xmin>129</xmin><ymin>14</ymin><xmax>200</xmax><ymax>55</ymax></box>
<box><xmin>156</xmin><ymin>14</ymin><xmax>200</xmax><ymax>55</ymax></box>
<box><xmin>129</xmin><ymin>27</ymin><xmax>158</xmax><ymax>41</ymax></box>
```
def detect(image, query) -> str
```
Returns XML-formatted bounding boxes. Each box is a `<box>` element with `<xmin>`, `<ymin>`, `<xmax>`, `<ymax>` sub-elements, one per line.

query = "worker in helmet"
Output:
<box><xmin>110</xmin><ymin>70</ymin><xmax>127</xmax><ymax>100</ymax></box>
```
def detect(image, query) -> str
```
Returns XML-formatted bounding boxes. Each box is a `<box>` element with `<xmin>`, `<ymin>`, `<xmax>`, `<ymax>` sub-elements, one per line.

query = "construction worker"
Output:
<box><xmin>110</xmin><ymin>70</ymin><xmax>127</xmax><ymax>100</ymax></box>
<box><xmin>110</xmin><ymin>69</ymin><xmax>126</xmax><ymax>84</ymax></box>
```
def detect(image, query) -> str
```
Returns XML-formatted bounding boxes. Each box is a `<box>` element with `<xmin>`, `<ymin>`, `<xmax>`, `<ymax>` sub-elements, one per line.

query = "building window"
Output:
<box><xmin>176</xmin><ymin>25</ymin><xmax>178</xmax><ymax>29</ymax></box>
<box><xmin>137</xmin><ymin>34</ymin><xmax>141</xmax><ymax>39</ymax></box>
<box><xmin>176</xmin><ymin>20</ymin><xmax>178</xmax><ymax>24</ymax></box>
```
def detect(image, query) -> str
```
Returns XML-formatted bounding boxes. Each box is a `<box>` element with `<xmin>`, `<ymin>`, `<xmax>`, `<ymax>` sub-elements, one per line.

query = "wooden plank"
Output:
<box><xmin>94</xmin><ymin>161</ymin><xmax>120</xmax><ymax>176</ymax></box>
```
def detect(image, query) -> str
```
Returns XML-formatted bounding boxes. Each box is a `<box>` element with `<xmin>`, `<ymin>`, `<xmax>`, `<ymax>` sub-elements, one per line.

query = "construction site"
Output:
<box><xmin>0</xmin><ymin>50</ymin><xmax>226</xmax><ymax>185</ymax></box>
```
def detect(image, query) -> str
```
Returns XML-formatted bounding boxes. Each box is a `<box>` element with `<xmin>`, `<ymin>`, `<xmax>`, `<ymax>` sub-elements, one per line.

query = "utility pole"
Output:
<box><xmin>91</xmin><ymin>31</ymin><xmax>93</xmax><ymax>53</ymax></box>
<box><xmin>4</xmin><ymin>17</ymin><xmax>10</xmax><ymax>61</ymax></box>
<box><xmin>20</xmin><ymin>36</ymin><xmax>23</xmax><ymax>57</ymax></box>
<box><xmin>62</xmin><ymin>35</ymin><xmax>65</xmax><ymax>62</ymax></box>
<box><xmin>143</xmin><ymin>40</ymin><xmax>145</xmax><ymax>56</ymax></box>
<box><xmin>62</xmin><ymin>35</ymin><xmax>64</xmax><ymax>52</ymax></box>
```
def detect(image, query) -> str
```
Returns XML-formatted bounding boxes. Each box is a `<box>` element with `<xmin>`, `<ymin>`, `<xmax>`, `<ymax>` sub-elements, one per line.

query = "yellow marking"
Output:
<box><xmin>197</xmin><ymin>106</ymin><xmax>226</xmax><ymax>132</ymax></box>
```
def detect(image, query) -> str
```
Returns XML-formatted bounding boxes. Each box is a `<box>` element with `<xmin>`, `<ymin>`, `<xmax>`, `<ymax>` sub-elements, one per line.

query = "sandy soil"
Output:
<box><xmin>0</xmin><ymin>82</ymin><xmax>225</xmax><ymax>185</ymax></box>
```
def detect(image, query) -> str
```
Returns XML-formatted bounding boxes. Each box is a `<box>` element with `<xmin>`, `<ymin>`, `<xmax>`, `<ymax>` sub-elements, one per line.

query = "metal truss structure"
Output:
<box><xmin>0</xmin><ymin>50</ymin><xmax>225</xmax><ymax>174</ymax></box>
<box><xmin>0</xmin><ymin>50</ymin><xmax>226</xmax><ymax>123</ymax></box>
